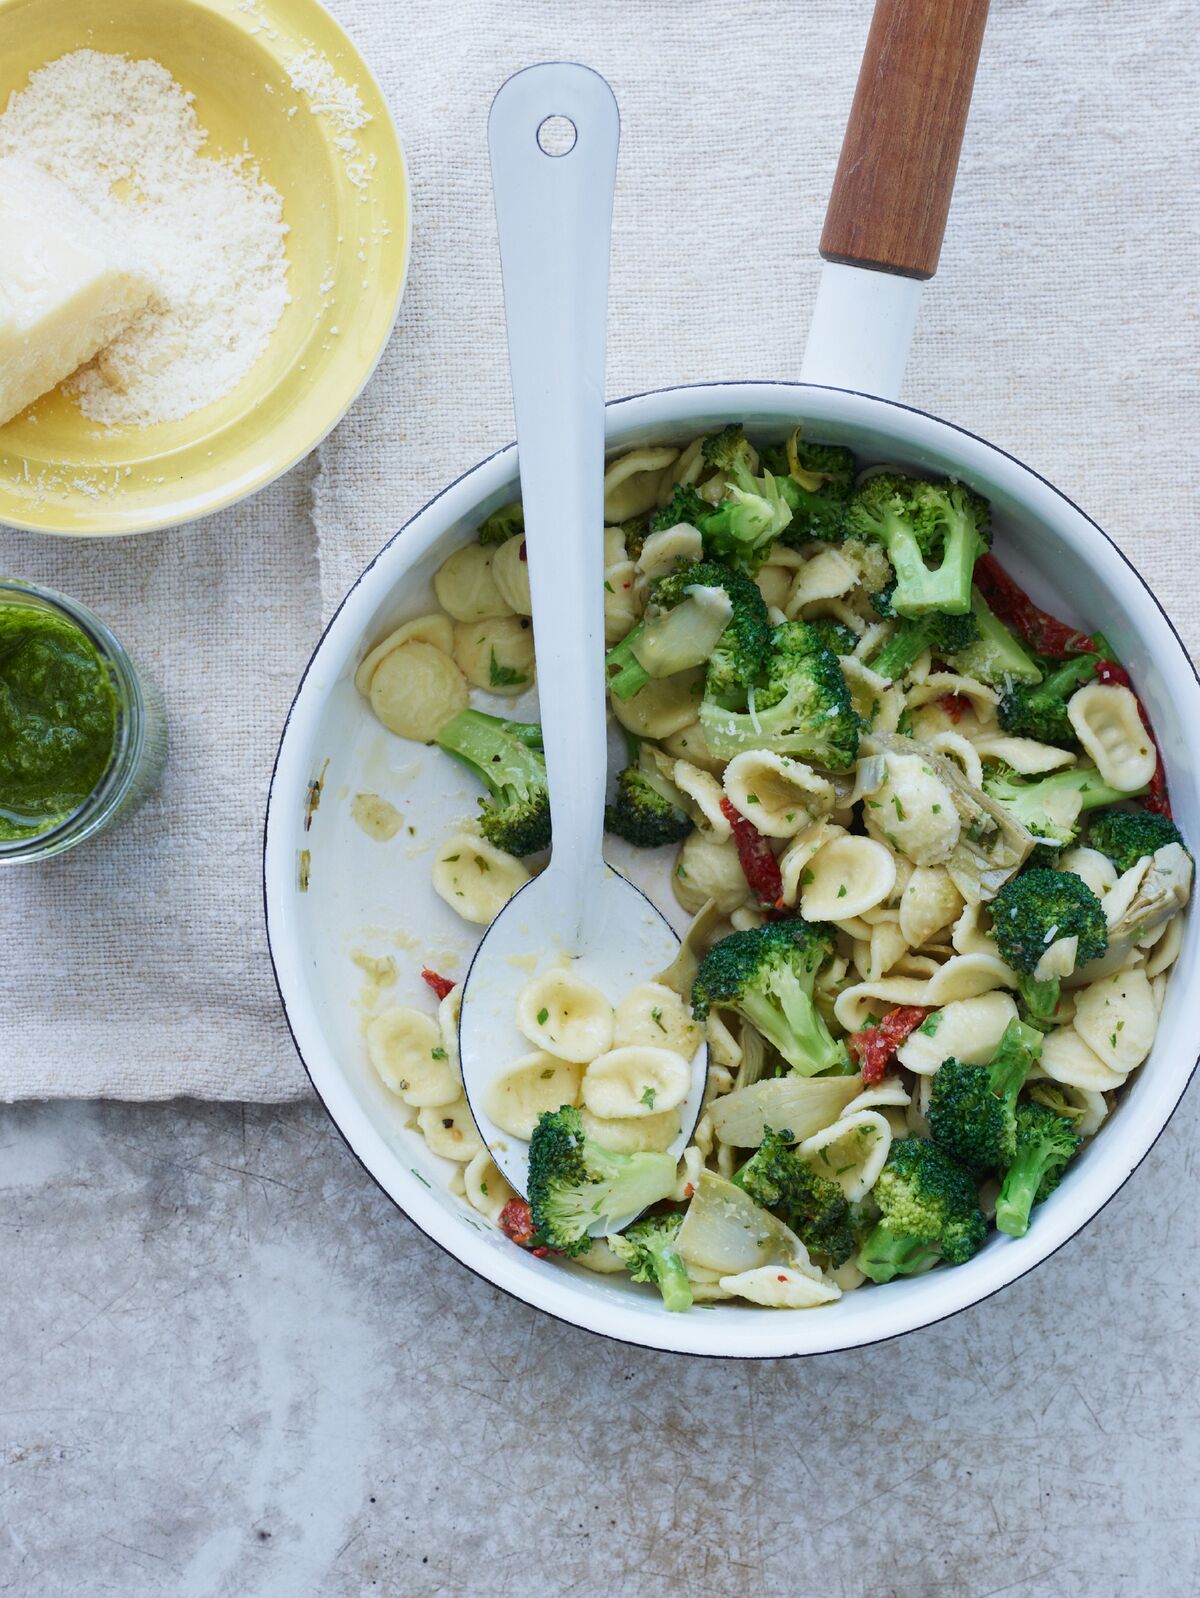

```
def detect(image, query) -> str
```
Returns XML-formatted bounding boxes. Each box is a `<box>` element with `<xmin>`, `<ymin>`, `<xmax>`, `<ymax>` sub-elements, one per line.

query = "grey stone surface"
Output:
<box><xmin>2</xmin><ymin>1089</ymin><xmax>1197</xmax><ymax>1598</ymax></box>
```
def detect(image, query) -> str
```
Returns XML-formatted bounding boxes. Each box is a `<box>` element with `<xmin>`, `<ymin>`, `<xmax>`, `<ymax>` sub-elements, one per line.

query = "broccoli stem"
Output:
<box><xmin>738</xmin><ymin>981</ymin><xmax>847</xmax><ymax>1078</ymax></box>
<box><xmin>605</xmin><ymin>624</ymin><xmax>651</xmax><ymax>700</ymax></box>
<box><xmin>856</xmin><ymin>1223</ymin><xmax>940</xmax><ymax>1284</ymax></box>
<box><xmin>1016</xmin><ymin>974</ymin><xmax>1061</xmax><ymax>1032</ymax></box>
<box><xmin>868</xmin><ymin>622</ymin><xmax>932</xmax><ymax>683</ymax></box>
<box><xmin>648</xmin><ymin>1239</ymin><xmax>694</xmax><ymax>1313</ymax></box>
<box><xmin>995</xmin><ymin>1147</ymin><xmax>1052</xmax><ymax>1238</ymax></box>
<box><xmin>435</xmin><ymin>708</ymin><xmax>543</xmax><ymax>792</ymax></box>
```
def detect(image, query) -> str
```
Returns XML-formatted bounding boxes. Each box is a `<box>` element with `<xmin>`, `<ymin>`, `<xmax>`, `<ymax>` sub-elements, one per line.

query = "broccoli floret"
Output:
<box><xmin>806</xmin><ymin>618</ymin><xmax>859</xmax><ymax>656</ymax></box>
<box><xmin>648</xmin><ymin>484</ymin><xmax>710</xmax><ymax>538</ymax></box>
<box><xmin>691</xmin><ymin>920</ymin><xmax>850</xmax><ymax>1077</ymax></box>
<box><xmin>845</xmin><ymin>472</ymin><xmax>990</xmax><ymax>617</ymax></box>
<box><xmin>866</xmin><ymin>581</ymin><xmax>980</xmax><ymax>681</ymax></box>
<box><xmin>698</xmin><ymin>621</ymin><xmax>860</xmax><ymax>770</ymax></box>
<box><xmin>983</xmin><ymin>764</ymin><xmax>1138</xmax><ymax>850</ymax></box>
<box><xmin>605</xmin><ymin>762</ymin><xmax>691</xmax><ymax>848</ymax></box>
<box><xmin>606</xmin><ymin>1213</ymin><xmax>693</xmax><ymax>1312</ymax></box>
<box><xmin>435</xmin><ymin>709</ymin><xmax>550</xmax><ymax>856</ymax></box>
<box><xmin>990</xmin><ymin>868</ymin><xmax>1108</xmax><ymax>1029</ymax></box>
<box><xmin>998</xmin><ymin>654</ymin><xmax>1100</xmax><ymax>742</ymax></box>
<box><xmin>1027</xmin><ymin>1081</ymin><xmax>1088</xmax><ymax>1122</ymax></box>
<box><xmin>734</xmin><ymin>1125</ymin><xmax>855</xmax><ymax>1265</ymax></box>
<box><xmin>701</xmin><ymin>423</ymin><xmax>755</xmax><ymax>474</ymax></box>
<box><xmin>1087</xmin><ymin>807</ymin><xmax>1185</xmax><ymax>874</ymax></box>
<box><xmin>760</xmin><ymin>430</ymin><xmax>857</xmax><ymax>545</ymax></box>
<box><xmin>928</xmin><ymin>1018</ymin><xmax>1044</xmax><ymax>1171</ymax></box>
<box><xmin>856</xmin><ymin>1138</ymin><xmax>987</xmax><ymax>1282</ymax></box>
<box><xmin>478</xmin><ymin>501</ymin><xmax>524</xmax><ymax>545</ymax></box>
<box><xmin>697</xmin><ymin>469</ymin><xmax>794</xmax><ymax>572</ymax></box>
<box><xmin>604</xmin><ymin>560</ymin><xmax>770</xmax><ymax>704</ymax></box>
<box><xmin>953</xmin><ymin>589</ymin><xmax>1043</xmax><ymax>687</ymax></box>
<box><xmin>994</xmin><ymin>1101</ymin><xmax>1082</xmax><ymax>1238</ymax></box>
<box><xmin>527</xmin><ymin>1106</ymin><xmax>678</xmax><ymax>1257</ymax></box>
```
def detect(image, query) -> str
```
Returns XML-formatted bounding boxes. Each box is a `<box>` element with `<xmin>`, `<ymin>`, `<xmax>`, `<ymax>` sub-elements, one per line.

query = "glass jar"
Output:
<box><xmin>0</xmin><ymin>578</ymin><xmax>167</xmax><ymax>863</ymax></box>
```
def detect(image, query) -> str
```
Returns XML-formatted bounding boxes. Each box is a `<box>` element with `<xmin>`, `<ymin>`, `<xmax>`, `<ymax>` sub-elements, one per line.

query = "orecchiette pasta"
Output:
<box><xmin>367</xmin><ymin>640</ymin><xmax>468</xmax><ymax>741</ymax></box>
<box><xmin>638</xmin><ymin>524</ymin><xmax>703</xmax><ymax>580</ymax></box>
<box><xmin>801</xmin><ymin>834</ymin><xmax>896</xmax><ymax>920</ymax></box>
<box><xmin>865</xmin><ymin>751</ymin><xmax>961</xmax><ymax>866</ymax></box>
<box><xmin>799</xmin><ymin>1110</ymin><xmax>892</xmax><ymax>1202</ymax></box>
<box><xmin>1057</xmin><ymin>845</ymin><xmax>1118</xmax><ymax>900</ymax></box>
<box><xmin>491</xmin><ymin>534</ymin><xmax>532</xmax><ymax>614</ymax></box>
<box><xmin>366</xmin><ymin>1007</ymin><xmax>459</xmax><ymax>1106</ymax></box>
<box><xmin>778</xmin><ymin>818</ymin><xmax>843</xmax><ymax>906</ymax></box>
<box><xmin>603</xmin><ymin>561</ymin><xmax>640</xmax><ymax>644</ymax></box>
<box><xmin>899</xmin><ymin>865</ymin><xmax>964</xmax><ymax>947</ymax></box>
<box><xmin>484</xmin><ymin>1053</ymin><xmax>587</xmax><ymax>1139</ymax></box>
<box><xmin>581</xmin><ymin>1045</ymin><xmax>691</xmax><ymax>1119</ymax></box>
<box><xmin>673</xmin><ymin>830</ymin><xmax>750</xmax><ymax>915</ymax></box>
<box><xmin>578</xmin><ymin>1104</ymin><xmax>682</xmax><ymax>1154</ymax></box>
<box><xmin>609</xmin><ymin>666</ymin><xmax>706</xmax><ymax>740</ymax></box>
<box><xmin>603</xmin><ymin>445</ymin><xmax>679</xmax><ymax>521</ymax></box>
<box><xmin>723</xmin><ymin>750</ymin><xmax>835</xmax><ymax>838</ymax></box>
<box><xmin>1039</xmin><ymin>1026</ymin><xmax>1127</xmax><ymax>1091</ymax></box>
<box><xmin>784</xmin><ymin>547</ymin><xmax>858</xmax><ymax>612</ymax></box>
<box><xmin>1067</xmin><ymin>683</ymin><xmax>1157</xmax><ymax>792</ymax></box>
<box><xmin>515</xmin><ymin>968</ymin><xmax>615</xmax><ymax>1062</ymax></box>
<box><xmin>452</xmin><ymin>616</ymin><xmax>535</xmax><ymax>694</ymax></box>
<box><xmin>672</xmin><ymin>759</ymin><xmax>732</xmax><ymax>837</ymax></box>
<box><xmin>416</xmin><ymin>1097</ymin><xmax>486</xmax><ymax>1162</ymax></box>
<box><xmin>893</xmin><ymin>991</ymin><xmax>1019</xmax><ymax>1074</ymax></box>
<box><xmin>659</xmin><ymin>718</ymin><xmax>726</xmax><ymax>775</ymax></box>
<box><xmin>431</xmin><ymin>830</ymin><xmax>530</xmax><ymax>924</ymax></box>
<box><xmin>463</xmin><ymin>1150</ymin><xmax>517</xmax><ymax>1225</ymax></box>
<box><xmin>716</xmin><ymin>1265</ymin><xmax>840</xmax><ymax>1308</ymax></box>
<box><xmin>433</xmin><ymin>543</ymin><xmax>514</xmax><ymax>622</ymax></box>
<box><xmin>1071</xmin><ymin>967</ymin><xmax>1158</xmax><ymax>1073</ymax></box>
<box><xmin>354</xmin><ymin>613</ymin><xmax>455</xmax><ymax>695</ymax></box>
<box><xmin>970</xmin><ymin>733</ymin><xmax>1076</xmax><ymax>774</ymax></box>
<box><xmin>613</xmin><ymin>981</ymin><xmax>702</xmax><ymax>1057</ymax></box>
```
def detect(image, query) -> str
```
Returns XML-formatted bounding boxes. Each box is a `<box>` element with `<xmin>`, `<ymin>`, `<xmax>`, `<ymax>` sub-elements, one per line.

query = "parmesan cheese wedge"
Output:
<box><xmin>0</xmin><ymin>157</ymin><xmax>156</xmax><ymax>426</ymax></box>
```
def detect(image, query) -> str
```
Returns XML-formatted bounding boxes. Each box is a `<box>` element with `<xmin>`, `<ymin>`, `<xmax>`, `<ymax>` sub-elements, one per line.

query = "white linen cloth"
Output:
<box><xmin>1</xmin><ymin>0</ymin><xmax>1195</xmax><ymax>1099</ymax></box>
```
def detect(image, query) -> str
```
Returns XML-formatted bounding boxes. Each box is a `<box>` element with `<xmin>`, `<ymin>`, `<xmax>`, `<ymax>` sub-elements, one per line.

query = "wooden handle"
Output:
<box><xmin>820</xmin><ymin>0</ymin><xmax>990</xmax><ymax>280</ymax></box>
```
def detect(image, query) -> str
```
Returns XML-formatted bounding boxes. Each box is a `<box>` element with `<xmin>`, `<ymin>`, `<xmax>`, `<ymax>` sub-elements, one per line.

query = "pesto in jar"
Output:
<box><xmin>0</xmin><ymin>602</ymin><xmax>118</xmax><ymax>842</ymax></box>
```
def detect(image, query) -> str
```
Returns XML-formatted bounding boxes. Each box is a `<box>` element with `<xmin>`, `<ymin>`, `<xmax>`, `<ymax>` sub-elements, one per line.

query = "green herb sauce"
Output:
<box><xmin>0</xmin><ymin>603</ymin><xmax>118</xmax><ymax>842</ymax></box>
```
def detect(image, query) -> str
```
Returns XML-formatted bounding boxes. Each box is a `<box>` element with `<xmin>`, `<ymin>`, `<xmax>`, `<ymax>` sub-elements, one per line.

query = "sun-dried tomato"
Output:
<box><xmin>420</xmin><ymin>967</ymin><xmax>456</xmax><ymax>1001</ymax></box>
<box><xmin>720</xmin><ymin>797</ymin><xmax>784</xmax><ymax>910</ymax></box>
<box><xmin>848</xmin><ymin>1005</ymin><xmax>931</xmax><ymax>1085</ymax></box>
<box><xmin>938</xmin><ymin>693</ymin><xmax>969</xmax><ymax>722</ymax></box>
<box><xmin>974</xmin><ymin>554</ymin><xmax>1098</xmax><ymax>657</ymax></box>
<box><xmin>498</xmin><ymin>1198</ymin><xmax>538</xmax><ymax>1247</ymax></box>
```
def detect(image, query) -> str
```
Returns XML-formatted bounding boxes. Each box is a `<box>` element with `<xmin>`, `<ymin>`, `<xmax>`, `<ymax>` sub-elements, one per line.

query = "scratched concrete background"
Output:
<box><xmin>2</xmin><ymin>1090</ymin><xmax>1196</xmax><ymax>1597</ymax></box>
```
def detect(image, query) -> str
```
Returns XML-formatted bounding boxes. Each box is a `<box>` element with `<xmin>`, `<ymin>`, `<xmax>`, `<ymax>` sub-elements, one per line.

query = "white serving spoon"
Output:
<box><xmin>458</xmin><ymin>63</ymin><xmax>707</xmax><ymax>1206</ymax></box>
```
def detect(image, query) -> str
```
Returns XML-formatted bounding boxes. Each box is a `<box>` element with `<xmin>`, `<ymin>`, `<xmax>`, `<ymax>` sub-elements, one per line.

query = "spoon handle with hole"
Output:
<box><xmin>488</xmin><ymin>65</ymin><xmax>620</xmax><ymax>947</ymax></box>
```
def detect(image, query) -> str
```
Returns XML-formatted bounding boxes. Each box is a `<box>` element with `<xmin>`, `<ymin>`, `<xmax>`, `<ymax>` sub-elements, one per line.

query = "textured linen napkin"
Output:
<box><xmin>2</xmin><ymin>0</ymin><xmax>1196</xmax><ymax>1101</ymax></box>
<box><xmin>0</xmin><ymin>468</ymin><xmax>319</xmax><ymax>1100</ymax></box>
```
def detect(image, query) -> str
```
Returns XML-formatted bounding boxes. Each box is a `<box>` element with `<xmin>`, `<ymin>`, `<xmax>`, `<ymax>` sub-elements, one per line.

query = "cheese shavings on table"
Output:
<box><xmin>0</xmin><ymin>50</ymin><xmax>290</xmax><ymax>430</ymax></box>
<box><xmin>0</xmin><ymin>158</ymin><xmax>156</xmax><ymax>429</ymax></box>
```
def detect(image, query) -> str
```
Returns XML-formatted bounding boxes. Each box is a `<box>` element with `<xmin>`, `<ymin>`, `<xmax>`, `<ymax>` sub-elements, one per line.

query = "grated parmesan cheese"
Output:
<box><xmin>286</xmin><ymin>48</ymin><xmax>374</xmax><ymax>189</ymax></box>
<box><xmin>0</xmin><ymin>50</ymin><xmax>290</xmax><ymax>429</ymax></box>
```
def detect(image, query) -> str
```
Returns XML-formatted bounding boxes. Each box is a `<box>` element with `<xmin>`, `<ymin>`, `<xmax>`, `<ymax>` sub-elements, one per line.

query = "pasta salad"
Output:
<box><xmin>354</xmin><ymin>423</ymin><xmax>1192</xmax><ymax>1313</ymax></box>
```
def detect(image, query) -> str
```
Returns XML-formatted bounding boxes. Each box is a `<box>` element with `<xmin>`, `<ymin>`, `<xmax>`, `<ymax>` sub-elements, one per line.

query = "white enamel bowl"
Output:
<box><xmin>264</xmin><ymin>381</ymin><xmax>1200</xmax><ymax>1358</ymax></box>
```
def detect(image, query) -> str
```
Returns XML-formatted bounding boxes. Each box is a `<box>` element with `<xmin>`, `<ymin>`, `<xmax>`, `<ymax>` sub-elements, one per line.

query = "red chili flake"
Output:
<box><xmin>974</xmin><ymin>554</ymin><xmax>1099</xmax><ymax>657</ymax></box>
<box><xmin>777</xmin><ymin>1274</ymin><xmax>788</xmax><ymax>1282</ymax></box>
<box><xmin>720</xmin><ymin>797</ymin><xmax>784</xmax><ymax>910</ymax></box>
<box><xmin>938</xmin><ymin>693</ymin><xmax>969</xmax><ymax>722</ymax></box>
<box><xmin>499</xmin><ymin>1198</ymin><xmax>538</xmax><ymax>1247</ymax></box>
<box><xmin>518</xmin><ymin>540</ymin><xmax>528</xmax><ymax>561</ymax></box>
<box><xmin>420</xmin><ymin>967</ymin><xmax>456</xmax><ymax>1001</ymax></box>
<box><xmin>848</xmin><ymin>1005</ymin><xmax>931</xmax><ymax>1086</ymax></box>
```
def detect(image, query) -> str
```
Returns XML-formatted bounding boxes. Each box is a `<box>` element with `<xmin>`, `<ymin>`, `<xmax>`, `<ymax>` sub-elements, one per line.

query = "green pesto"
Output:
<box><xmin>0</xmin><ymin>603</ymin><xmax>117</xmax><ymax>842</ymax></box>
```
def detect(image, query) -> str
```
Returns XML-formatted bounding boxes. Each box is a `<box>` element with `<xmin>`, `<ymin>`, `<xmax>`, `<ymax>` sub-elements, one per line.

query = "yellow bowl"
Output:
<box><xmin>0</xmin><ymin>0</ymin><xmax>410</xmax><ymax>536</ymax></box>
